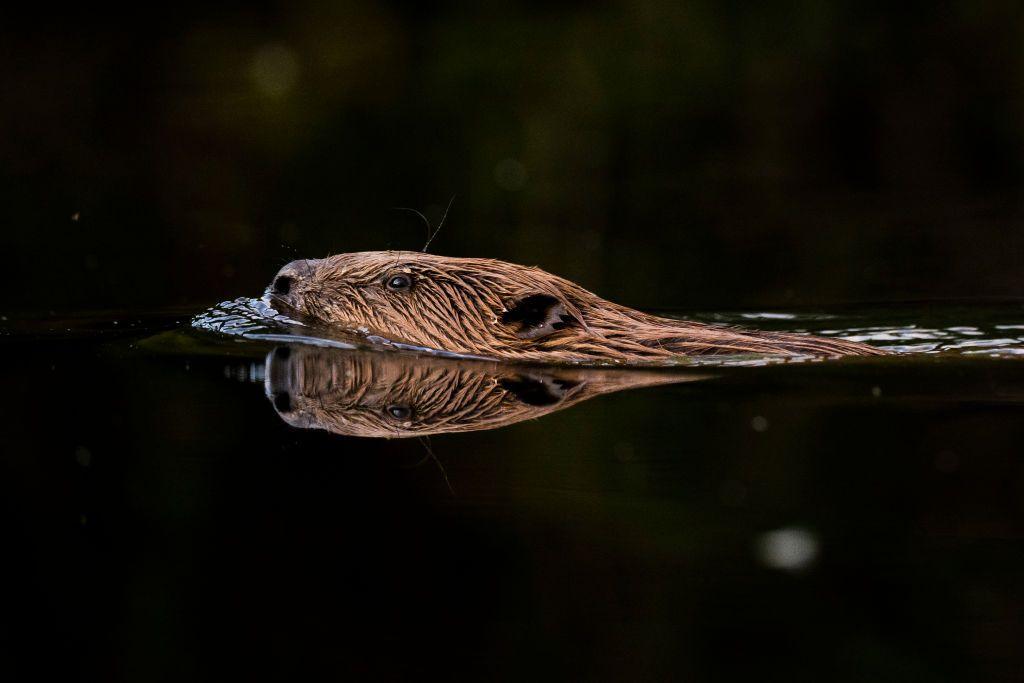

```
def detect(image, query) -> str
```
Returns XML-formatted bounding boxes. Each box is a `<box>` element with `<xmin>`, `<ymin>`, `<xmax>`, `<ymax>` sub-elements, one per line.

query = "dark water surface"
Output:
<box><xmin>4</xmin><ymin>304</ymin><xmax>1024</xmax><ymax>681</ymax></box>
<box><xmin>10</xmin><ymin>2</ymin><xmax>1024</xmax><ymax>680</ymax></box>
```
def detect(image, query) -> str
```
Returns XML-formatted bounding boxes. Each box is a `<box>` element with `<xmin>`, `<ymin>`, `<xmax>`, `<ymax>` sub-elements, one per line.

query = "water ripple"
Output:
<box><xmin>192</xmin><ymin>301</ymin><xmax>1024</xmax><ymax>363</ymax></box>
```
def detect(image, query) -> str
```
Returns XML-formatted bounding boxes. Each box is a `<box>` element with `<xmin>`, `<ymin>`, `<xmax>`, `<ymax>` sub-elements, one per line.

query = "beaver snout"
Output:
<box><xmin>268</xmin><ymin>259</ymin><xmax>321</xmax><ymax>307</ymax></box>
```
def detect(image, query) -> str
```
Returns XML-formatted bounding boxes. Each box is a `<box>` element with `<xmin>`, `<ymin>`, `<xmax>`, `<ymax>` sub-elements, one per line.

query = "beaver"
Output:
<box><xmin>264</xmin><ymin>344</ymin><xmax>705</xmax><ymax>437</ymax></box>
<box><xmin>266</xmin><ymin>251</ymin><xmax>886</xmax><ymax>364</ymax></box>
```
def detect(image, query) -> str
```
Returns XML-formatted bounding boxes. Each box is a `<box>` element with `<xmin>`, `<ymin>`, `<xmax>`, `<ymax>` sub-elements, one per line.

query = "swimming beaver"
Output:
<box><xmin>265</xmin><ymin>345</ymin><xmax>705</xmax><ymax>437</ymax></box>
<box><xmin>266</xmin><ymin>252</ymin><xmax>885</xmax><ymax>364</ymax></box>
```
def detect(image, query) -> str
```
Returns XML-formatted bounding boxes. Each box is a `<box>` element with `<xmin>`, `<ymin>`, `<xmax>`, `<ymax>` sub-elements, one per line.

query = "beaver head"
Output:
<box><xmin>267</xmin><ymin>251</ymin><xmax>885</xmax><ymax>363</ymax></box>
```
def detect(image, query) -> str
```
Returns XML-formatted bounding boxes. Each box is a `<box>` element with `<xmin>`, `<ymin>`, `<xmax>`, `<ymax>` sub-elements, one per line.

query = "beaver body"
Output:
<box><xmin>266</xmin><ymin>252</ymin><xmax>885</xmax><ymax>364</ymax></box>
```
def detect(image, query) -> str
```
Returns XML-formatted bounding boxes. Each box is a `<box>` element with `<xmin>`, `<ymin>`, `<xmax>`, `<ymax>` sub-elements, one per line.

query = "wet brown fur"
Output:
<box><xmin>268</xmin><ymin>251</ymin><xmax>886</xmax><ymax>364</ymax></box>
<box><xmin>266</xmin><ymin>345</ymin><xmax>704</xmax><ymax>438</ymax></box>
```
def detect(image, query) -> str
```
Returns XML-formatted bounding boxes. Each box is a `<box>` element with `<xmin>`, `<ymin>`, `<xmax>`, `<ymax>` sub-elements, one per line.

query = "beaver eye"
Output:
<box><xmin>385</xmin><ymin>273</ymin><xmax>413</xmax><ymax>291</ymax></box>
<box><xmin>385</xmin><ymin>405</ymin><xmax>413</xmax><ymax>420</ymax></box>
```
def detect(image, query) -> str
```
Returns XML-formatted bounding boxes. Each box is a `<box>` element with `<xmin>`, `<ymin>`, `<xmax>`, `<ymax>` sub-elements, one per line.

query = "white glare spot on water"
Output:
<box><xmin>494</xmin><ymin>158</ymin><xmax>527</xmax><ymax>191</ymax></box>
<box><xmin>963</xmin><ymin>347</ymin><xmax>1024</xmax><ymax>357</ymax></box>
<box><xmin>945</xmin><ymin>338</ymin><xmax>1020</xmax><ymax>349</ymax></box>
<box><xmin>871</xmin><ymin>386</ymin><xmax>882</xmax><ymax>398</ymax></box>
<box><xmin>740</xmin><ymin>312</ymin><xmax>797</xmax><ymax>320</ymax></box>
<box><xmin>756</xmin><ymin>527</ymin><xmax>819</xmax><ymax>571</ymax></box>
<box><xmin>750</xmin><ymin>415</ymin><xmax>769</xmax><ymax>432</ymax></box>
<box><xmin>250</xmin><ymin>44</ymin><xmax>299</xmax><ymax>98</ymax></box>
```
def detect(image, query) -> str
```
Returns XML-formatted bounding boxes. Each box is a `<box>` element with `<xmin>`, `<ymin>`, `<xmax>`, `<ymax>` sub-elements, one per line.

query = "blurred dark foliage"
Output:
<box><xmin>3</xmin><ymin>1</ymin><xmax>1024</xmax><ymax>311</ymax></box>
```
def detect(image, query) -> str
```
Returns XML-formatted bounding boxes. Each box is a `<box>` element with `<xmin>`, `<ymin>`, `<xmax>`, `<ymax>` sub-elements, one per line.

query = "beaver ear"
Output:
<box><xmin>501</xmin><ymin>294</ymin><xmax>580</xmax><ymax>340</ymax></box>
<box><xmin>499</xmin><ymin>375</ymin><xmax>582</xmax><ymax>406</ymax></box>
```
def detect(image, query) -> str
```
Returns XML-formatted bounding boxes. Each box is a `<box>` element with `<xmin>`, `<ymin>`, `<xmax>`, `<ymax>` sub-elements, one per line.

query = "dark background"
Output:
<box><xmin>4</xmin><ymin>1</ymin><xmax>1024</xmax><ymax>313</ymax></box>
<box><xmin>5</xmin><ymin>4</ymin><xmax>1024</xmax><ymax>682</ymax></box>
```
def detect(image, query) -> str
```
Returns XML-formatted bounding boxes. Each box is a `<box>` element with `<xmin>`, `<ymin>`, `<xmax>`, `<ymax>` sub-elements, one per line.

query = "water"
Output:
<box><xmin>4</xmin><ymin>303</ymin><xmax>1024</xmax><ymax>680</ymax></box>
<box><xmin>194</xmin><ymin>296</ymin><xmax>1024</xmax><ymax>361</ymax></box>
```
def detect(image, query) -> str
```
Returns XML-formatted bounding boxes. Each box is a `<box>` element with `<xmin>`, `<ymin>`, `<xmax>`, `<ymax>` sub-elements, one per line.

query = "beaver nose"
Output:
<box><xmin>270</xmin><ymin>259</ymin><xmax>321</xmax><ymax>298</ymax></box>
<box><xmin>272</xmin><ymin>275</ymin><xmax>292</xmax><ymax>295</ymax></box>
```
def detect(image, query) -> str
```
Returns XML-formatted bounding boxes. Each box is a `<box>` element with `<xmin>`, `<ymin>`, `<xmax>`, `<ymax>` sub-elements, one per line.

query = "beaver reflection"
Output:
<box><xmin>264</xmin><ymin>345</ymin><xmax>705</xmax><ymax>438</ymax></box>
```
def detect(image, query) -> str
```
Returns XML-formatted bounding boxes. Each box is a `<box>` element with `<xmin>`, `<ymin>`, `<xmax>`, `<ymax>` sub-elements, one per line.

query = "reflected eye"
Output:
<box><xmin>385</xmin><ymin>405</ymin><xmax>413</xmax><ymax>420</ymax></box>
<box><xmin>385</xmin><ymin>273</ymin><xmax>413</xmax><ymax>291</ymax></box>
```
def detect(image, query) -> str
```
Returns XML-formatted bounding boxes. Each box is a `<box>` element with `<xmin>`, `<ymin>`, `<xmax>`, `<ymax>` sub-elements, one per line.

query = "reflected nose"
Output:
<box><xmin>265</xmin><ymin>347</ymin><xmax>294</xmax><ymax>398</ymax></box>
<box><xmin>264</xmin><ymin>347</ymin><xmax>315</xmax><ymax>429</ymax></box>
<box><xmin>265</xmin><ymin>348</ymin><xmax>295</xmax><ymax>413</ymax></box>
<box><xmin>272</xmin><ymin>391</ymin><xmax>293</xmax><ymax>413</ymax></box>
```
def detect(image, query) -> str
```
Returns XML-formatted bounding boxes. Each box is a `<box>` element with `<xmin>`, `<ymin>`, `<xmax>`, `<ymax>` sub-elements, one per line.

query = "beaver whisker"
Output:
<box><xmin>402</xmin><ymin>448</ymin><xmax>434</xmax><ymax>469</ymax></box>
<box><xmin>417</xmin><ymin>437</ymin><xmax>453</xmax><ymax>495</ymax></box>
<box><xmin>392</xmin><ymin>206</ymin><xmax>432</xmax><ymax>237</ymax></box>
<box><xmin>422</xmin><ymin>195</ymin><xmax>455</xmax><ymax>253</ymax></box>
